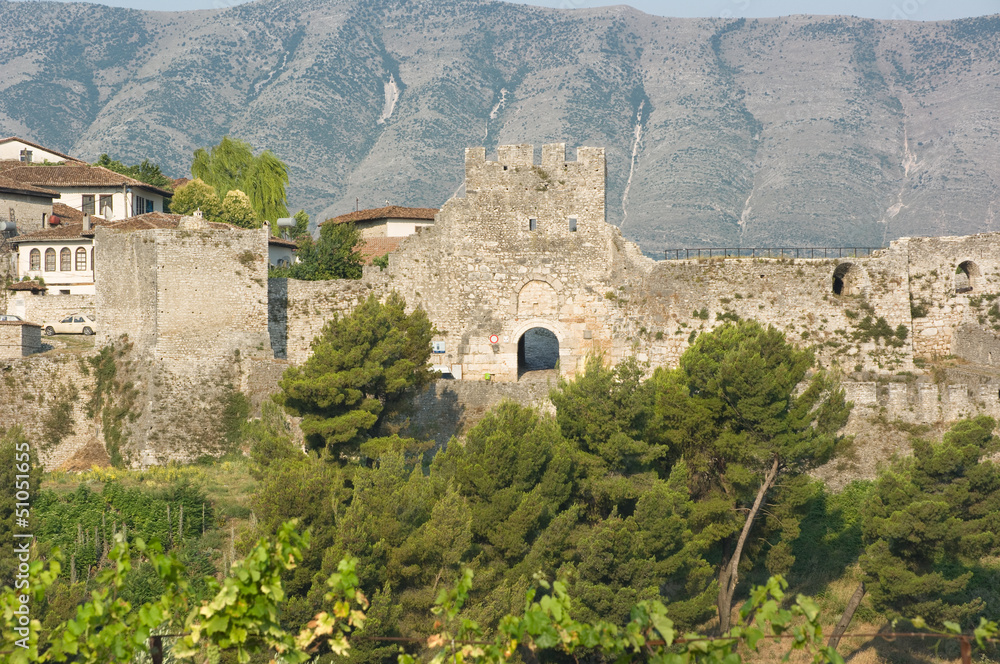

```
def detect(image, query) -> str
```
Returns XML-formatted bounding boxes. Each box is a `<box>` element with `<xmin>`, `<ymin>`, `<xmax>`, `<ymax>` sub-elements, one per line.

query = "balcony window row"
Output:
<box><xmin>29</xmin><ymin>247</ymin><xmax>94</xmax><ymax>272</ymax></box>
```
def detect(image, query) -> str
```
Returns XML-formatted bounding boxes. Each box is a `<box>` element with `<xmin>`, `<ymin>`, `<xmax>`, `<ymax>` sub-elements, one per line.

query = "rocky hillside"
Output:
<box><xmin>1</xmin><ymin>0</ymin><xmax>998</xmax><ymax>252</ymax></box>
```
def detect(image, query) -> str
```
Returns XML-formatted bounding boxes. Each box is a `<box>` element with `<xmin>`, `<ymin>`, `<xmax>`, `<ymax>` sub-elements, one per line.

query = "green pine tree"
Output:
<box><xmin>275</xmin><ymin>292</ymin><xmax>436</xmax><ymax>459</ymax></box>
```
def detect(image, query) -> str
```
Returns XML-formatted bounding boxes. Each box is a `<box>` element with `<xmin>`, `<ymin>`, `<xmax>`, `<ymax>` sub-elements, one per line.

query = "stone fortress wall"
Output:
<box><xmin>93</xmin><ymin>216</ymin><xmax>273</xmax><ymax>466</ymax></box>
<box><xmin>275</xmin><ymin>143</ymin><xmax>1000</xmax><ymax>383</ymax></box>
<box><xmin>7</xmin><ymin>142</ymin><xmax>1000</xmax><ymax>468</ymax></box>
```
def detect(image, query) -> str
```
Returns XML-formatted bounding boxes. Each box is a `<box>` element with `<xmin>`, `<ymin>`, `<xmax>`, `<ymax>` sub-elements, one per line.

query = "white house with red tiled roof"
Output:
<box><xmin>12</xmin><ymin>213</ymin><xmax>102</xmax><ymax>295</ymax></box>
<box><xmin>320</xmin><ymin>205</ymin><xmax>438</xmax><ymax>264</ymax></box>
<box><xmin>0</xmin><ymin>137</ymin><xmax>85</xmax><ymax>165</ymax></box>
<box><xmin>321</xmin><ymin>205</ymin><xmax>438</xmax><ymax>239</ymax></box>
<box><xmin>0</xmin><ymin>162</ymin><xmax>171</xmax><ymax>223</ymax></box>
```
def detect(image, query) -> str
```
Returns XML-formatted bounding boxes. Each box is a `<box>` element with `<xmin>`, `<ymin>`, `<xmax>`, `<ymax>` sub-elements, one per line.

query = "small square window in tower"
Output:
<box><xmin>568</xmin><ymin>217</ymin><xmax>578</xmax><ymax>232</ymax></box>
<box><xmin>529</xmin><ymin>218</ymin><xmax>537</xmax><ymax>231</ymax></box>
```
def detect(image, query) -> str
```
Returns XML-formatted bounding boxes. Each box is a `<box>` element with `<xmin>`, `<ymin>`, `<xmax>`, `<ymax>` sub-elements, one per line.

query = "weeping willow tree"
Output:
<box><xmin>191</xmin><ymin>136</ymin><xmax>289</xmax><ymax>224</ymax></box>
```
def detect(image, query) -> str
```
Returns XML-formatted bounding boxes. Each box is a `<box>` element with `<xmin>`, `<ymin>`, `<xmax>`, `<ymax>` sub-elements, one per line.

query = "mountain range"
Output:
<box><xmin>1</xmin><ymin>0</ymin><xmax>998</xmax><ymax>253</ymax></box>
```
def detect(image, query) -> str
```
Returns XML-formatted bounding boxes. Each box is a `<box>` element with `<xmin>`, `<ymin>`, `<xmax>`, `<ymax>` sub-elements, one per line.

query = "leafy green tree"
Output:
<box><xmin>676</xmin><ymin>320</ymin><xmax>851</xmax><ymax>632</ymax></box>
<box><xmin>219</xmin><ymin>189</ymin><xmax>260</xmax><ymax>228</ymax></box>
<box><xmin>168</xmin><ymin>178</ymin><xmax>222</xmax><ymax>219</ymax></box>
<box><xmin>275</xmin><ymin>292</ymin><xmax>436</xmax><ymax>458</ymax></box>
<box><xmin>550</xmin><ymin>356</ymin><xmax>664</xmax><ymax>514</ymax></box>
<box><xmin>829</xmin><ymin>416</ymin><xmax>1000</xmax><ymax>644</ymax></box>
<box><xmin>94</xmin><ymin>154</ymin><xmax>174</xmax><ymax>191</ymax></box>
<box><xmin>288</xmin><ymin>209</ymin><xmax>311</xmax><ymax>240</ymax></box>
<box><xmin>270</xmin><ymin>221</ymin><xmax>364</xmax><ymax>280</ymax></box>
<box><xmin>191</xmin><ymin>136</ymin><xmax>289</xmax><ymax>223</ymax></box>
<box><xmin>0</xmin><ymin>427</ymin><xmax>42</xmax><ymax>588</ymax></box>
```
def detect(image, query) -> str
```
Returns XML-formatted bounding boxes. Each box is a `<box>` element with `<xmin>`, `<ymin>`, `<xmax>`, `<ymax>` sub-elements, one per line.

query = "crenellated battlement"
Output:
<box><xmin>464</xmin><ymin>143</ymin><xmax>606</xmax><ymax>197</ymax></box>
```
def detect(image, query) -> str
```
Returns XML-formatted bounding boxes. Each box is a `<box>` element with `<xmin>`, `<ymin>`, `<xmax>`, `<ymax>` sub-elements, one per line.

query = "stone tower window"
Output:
<box><xmin>29</xmin><ymin>248</ymin><xmax>40</xmax><ymax>271</ymax></box>
<box><xmin>529</xmin><ymin>218</ymin><xmax>537</xmax><ymax>231</ymax></box>
<box><xmin>44</xmin><ymin>248</ymin><xmax>55</xmax><ymax>272</ymax></box>
<box><xmin>568</xmin><ymin>217</ymin><xmax>578</xmax><ymax>232</ymax></box>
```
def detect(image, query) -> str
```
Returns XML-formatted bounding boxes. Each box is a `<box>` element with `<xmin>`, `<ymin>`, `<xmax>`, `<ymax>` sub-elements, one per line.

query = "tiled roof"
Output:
<box><xmin>0</xmin><ymin>163</ymin><xmax>173</xmax><ymax>197</ymax></box>
<box><xmin>358</xmin><ymin>236</ymin><xmax>403</xmax><ymax>264</ymax></box>
<box><xmin>12</xmin><ymin>216</ymin><xmax>108</xmax><ymax>242</ymax></box>
<box><xmin>0</xmin><ymin>137</ymin><xmax>84</xmax><ymax>163</ymax></box>
<box><xmin>268</xmin><ymin>236</ymin><xmax>299</xmax><ymax>249</ymax></box>
<box><xmin>7</xmin><ymin>281</ymin><xmax>47</xmax><ymax>292</ymax></box>
<box><xmin>51</xmin><ymin>203</ymin><xmax>106</xmax><ymax>224</ymax></box>
<box><xmin>0</xmin><ymin>174</ymin><xmax>58</xmax><ymax>198</ymax></box>
<box><xmin>321</xmin><ymin>206</ymin><xmax>438</xmax><ymax>226</ymax></box>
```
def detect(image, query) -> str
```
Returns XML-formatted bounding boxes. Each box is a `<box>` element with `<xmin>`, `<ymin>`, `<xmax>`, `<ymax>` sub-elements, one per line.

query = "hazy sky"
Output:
<box><xmin>11</xmin><ymin>0</ymin><xmax>1000</xmax><ymax>20</ymax></box>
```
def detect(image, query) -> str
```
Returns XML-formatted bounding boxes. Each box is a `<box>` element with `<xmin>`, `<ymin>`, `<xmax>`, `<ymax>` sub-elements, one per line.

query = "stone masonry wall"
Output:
<box><xmin>0</xmin><ymin>354</ymin><xmax>98</xmax><ymax>469</ymax></box>
<box><xmin>94</xmin><ymin>229</ymin><xmax>158</xmax><ymax>350</ymax></box>
<box><xmin>0</xmin><ymin>322</ymin><xmax>40</xmax><ymax>358</ymax></box>
<box><xmin>326</xmin><ymin>143</ymin><xmax>651</xmax><ymax>383</ymax></box>
<box><xmin>272</xmin><ymin>277</ymin><xmax>387</xmax><ymax>364</ymax></box>
<box><xmin>904</xmin><ymin>234</ymin><xmax>1000</xmax><ymax>358</ymax></box>
<box><xmin>7</xmin><ymin>292</ymin><xmax>94</xmax><ymax>327</ymax></box>
<box><xmin>952</xmin><ymin>323</ymin><xmax>1000</xmax><ymax>368</ymax></box>
<box><xmin>95</xmin><ymin>220</ymin><xmax>275</xmax><ymax>466</ymax></box>
<box><xmin>1</xmin><ymin>192</ymin><xmax>51</xmax><ymax>234</ymax></box>
<box><xmin>276</xmin><ymin>143</ymin><xmax>1000</xmax><ymax>388</ymax></box>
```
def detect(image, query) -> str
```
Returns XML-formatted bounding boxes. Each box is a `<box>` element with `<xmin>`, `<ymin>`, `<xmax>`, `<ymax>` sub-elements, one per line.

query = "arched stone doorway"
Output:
<box><xmin>955</xmin><ymin>260</ymin><xmax>979</xmax><ymax>294</ymax></box>
<box><xmin>832</xmin><ymin>262</ymin><xmax>865</xmax><ymax>296</ymax></box>
<box><xmin>517</xmin><ymin>327</ymin><xmax>559</xmax><ymax>377</ymax></box>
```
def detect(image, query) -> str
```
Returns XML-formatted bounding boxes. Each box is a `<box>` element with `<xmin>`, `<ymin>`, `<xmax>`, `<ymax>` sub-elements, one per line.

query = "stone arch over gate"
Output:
<box><xmin>511</xmin><ymin>319</ymin><xmax>567</xmax><ymax>378</ymax></box>
<box><xmin>517</xmin><ymin>279</ymin><xmax>560</xmax><ymax>318</ymax></box>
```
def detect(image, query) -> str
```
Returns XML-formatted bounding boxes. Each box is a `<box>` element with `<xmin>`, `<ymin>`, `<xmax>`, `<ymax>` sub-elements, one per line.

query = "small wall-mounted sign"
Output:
<box><xmin>432</xmin><ymin>341</ymin><xmax>446</xmax><ymax>354</ymax></box>
<box><xmin>489</xmin><ymin>335</ymin><xmax>500</xmax><ymax>344</ymax></box>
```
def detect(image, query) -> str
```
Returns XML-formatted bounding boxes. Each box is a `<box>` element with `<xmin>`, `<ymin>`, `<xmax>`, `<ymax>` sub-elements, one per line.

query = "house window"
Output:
<box><xmin>19</xmin><ymin>149</ymin><xmax>32</xmax><ymax>163</ymax></box>
<box><xmin>134</xmin><ymin>195</ymin><xmax>154</xmax><ymax>215</ymax></box>
<box><xmin>99</xmin><ymin>195</ymin><xmax>113</xmax><ymax>217</ymax></box>
<box><xmin>529</xmin><ymin>218</ymin><xmax>537</xmax><ymax>231</ymax></box>
<box><xmin>76</xmin><ymin>247</ymin><xmax>87</xmax><ymax>271</ymax></box>
<box><xmin>91</xmin><ymin>248</ymin><xmax>94</xmax><ymax>271</ymax></box>
<box><xmin>82</xmin><ymin>195</ymin><xmax>96</xmax><ymax>215</ymax></box>
<box><xmin>568</xmin><ymin>217</ymin><xmax>578</xmax><ymax>232</ymax></box>
<box><xmin>44</xmin><ymin>248</ymin><xmax>55</xmax><ymax>271</ymax></box>
<box><xmin>60</xmin><ymin>248</ymin><xmax>71</xmax><ymax>271</ymax></box>
<box><xmin>29</xmin><ymin>249</ymin><xmax>40</xmax><ymax>271</ymax></box>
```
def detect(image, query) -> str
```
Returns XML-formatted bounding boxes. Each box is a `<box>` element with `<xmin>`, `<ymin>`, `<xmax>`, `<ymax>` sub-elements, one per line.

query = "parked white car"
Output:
<box><xmin>0</xmin><ymin>314</ymin><xmax>24</xmax><ymax>322</ymax></box>
<box><xmin>43</xmin><ymin>313</ymin><xmax>98</xmax><ymax>336</ymax></box>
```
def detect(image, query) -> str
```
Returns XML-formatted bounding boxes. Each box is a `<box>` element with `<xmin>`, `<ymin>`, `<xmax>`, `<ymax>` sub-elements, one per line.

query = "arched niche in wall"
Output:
<box><xmin>955</xmin><ymin>260</ymin><xmax>979</xmax><ymax>294</ymax></box>
<box><xmin>517</xmin><ymin>280</ymin><xmax>558</xmax><ymax>318</ymax></box>
<box><xmin>832</xmin><ymin>262</ymin><xmax>868</xmax><ymax>296</ymax></box>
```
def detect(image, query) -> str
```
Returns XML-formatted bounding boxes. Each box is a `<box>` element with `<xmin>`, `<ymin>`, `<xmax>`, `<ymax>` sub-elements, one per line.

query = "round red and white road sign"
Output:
<box><xmin>489</xmin><ymin>335</ymin><xmax>500</xmax><ymax>344</ymax></box>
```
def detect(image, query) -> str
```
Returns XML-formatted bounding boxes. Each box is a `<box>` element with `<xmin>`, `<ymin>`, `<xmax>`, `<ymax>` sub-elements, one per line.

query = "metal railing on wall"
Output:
<box><xmin>661</xmin><ymin>247</ymin><xmax>884</xmax><ymax>261</ymax></box>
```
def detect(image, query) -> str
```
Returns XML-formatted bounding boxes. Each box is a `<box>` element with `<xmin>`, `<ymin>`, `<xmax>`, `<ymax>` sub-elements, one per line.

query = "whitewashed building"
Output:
<box><xmin>0</xmin><ymin>137</ymin><xmax>84</xmax><ymax>165</ymax></box>
<box><xmin>0</xmin><ymin>162</ymin><xmax>171</xmax><ymax>223</ymax></box>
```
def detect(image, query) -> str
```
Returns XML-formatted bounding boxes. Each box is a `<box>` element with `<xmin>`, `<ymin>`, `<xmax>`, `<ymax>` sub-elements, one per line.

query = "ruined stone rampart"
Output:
<box><xmin>275</xmin><ymin>144</ymin><xmax>1000</xmax><ymax>389</ymax></box>
<box><xmin>93</xmin><ymin>219</ymin><xmax>275</xmax><ymax>466</ymax></box>
<box><xmin>13</xmin><ymin>143</ymin><xmax>1000</xmax><ymax>468</ymax></box>
<box><xmin>0</xmin><ymin>354</ymin><xmax>98</xmax><ymax>469</ymax></box>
